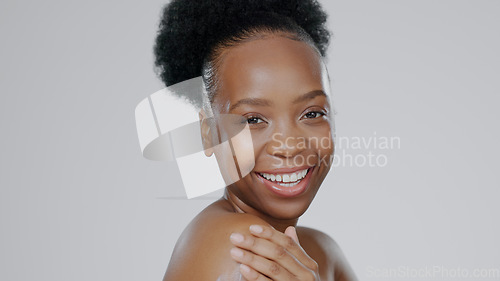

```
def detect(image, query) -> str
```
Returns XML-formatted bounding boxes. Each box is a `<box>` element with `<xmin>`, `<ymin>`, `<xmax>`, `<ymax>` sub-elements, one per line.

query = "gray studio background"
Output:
<box><xmin>1</xmin><ymin>1</ymin><xmax>499</xmax><ymax>280</ymax></box>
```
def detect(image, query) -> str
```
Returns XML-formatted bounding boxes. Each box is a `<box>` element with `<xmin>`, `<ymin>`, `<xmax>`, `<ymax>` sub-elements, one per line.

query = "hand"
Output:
<box><xmin>229</xmin><ymin>224</ymin><xmax>321</xmax><ymax>281</ymax></box>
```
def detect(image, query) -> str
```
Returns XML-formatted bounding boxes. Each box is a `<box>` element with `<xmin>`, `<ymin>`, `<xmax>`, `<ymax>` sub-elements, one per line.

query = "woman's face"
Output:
<box><xmin>208</xmin><ymin>35</ymin><xmax>334</xmax><ymax>220</ymax></box>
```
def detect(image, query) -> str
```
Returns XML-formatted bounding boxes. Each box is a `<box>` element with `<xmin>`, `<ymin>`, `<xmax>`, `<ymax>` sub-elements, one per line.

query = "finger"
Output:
<box><xmin>230</xmin><ymin>232</ymin><xmax>308</xmax><ymax>277</ymax></box>
<box><xmin>238</xmin><ymin>264</ymin><xmax>272</xmax><ymax>281</ymax></box>
<box><xmin>284</xmin><ymin>226</ymin><xmax>299</xmax><ymax>243</ymax></box>
<box><xmin>249</xmin><ymin>225</ymin><xmax>319</xmax><ymax>272</ymax></box>
<box><xmin>230</xmin><ymin>247</ymin><xmax>297</xmax><ymax>281</ymax></box>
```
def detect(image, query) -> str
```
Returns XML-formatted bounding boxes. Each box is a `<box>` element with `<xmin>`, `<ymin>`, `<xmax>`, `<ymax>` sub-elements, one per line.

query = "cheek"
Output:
<box><xmin>213</xmin><ymin>123</ymin><xmax>256</xmax><ymax>186</ymax></box>
<box><xmin>319</xmin><ymin>131</ymin><xmax>334</xmax><ymax>153</ymax></box>
<box><xmin>230</xmin><ymin>124</ymin><xmax>255</xmax><ymax>179</ymax></box>
<box><xmin>213</xmin><ymin>141</ymin><xmax>241</xmax><ymax>186</ymax></box>
<box><xmin>309</xmin><ymin>125</ymin><xmax>335</xmax><ymax>166</ymax></box>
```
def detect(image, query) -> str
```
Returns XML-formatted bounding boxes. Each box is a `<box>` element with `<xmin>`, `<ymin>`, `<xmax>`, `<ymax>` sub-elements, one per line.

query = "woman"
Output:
<box><xmin>154</xmin><ymin>0</ymin><xmax>358</xmax><ymax>280</ymax></box>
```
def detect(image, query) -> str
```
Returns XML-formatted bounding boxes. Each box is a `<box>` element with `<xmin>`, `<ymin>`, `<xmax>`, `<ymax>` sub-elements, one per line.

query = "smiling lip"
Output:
<box><xmin>254</xmin><ymin>166</ymin><xmax>315</xmax><ymax>198</ymax></box>
<box><xmin>256</xmin><ymin>165</ymin><xmax>312</xmax><ymax>174</ymax></box>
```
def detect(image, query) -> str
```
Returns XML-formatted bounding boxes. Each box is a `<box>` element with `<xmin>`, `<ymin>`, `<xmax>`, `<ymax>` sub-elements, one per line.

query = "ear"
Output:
<box><xmin>199</xmin><ymin>109</ymin><xmax>214</xmax><ymax>157</ymax></box>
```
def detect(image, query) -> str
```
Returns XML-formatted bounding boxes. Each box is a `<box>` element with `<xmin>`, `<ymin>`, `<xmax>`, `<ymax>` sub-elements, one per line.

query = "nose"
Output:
<box><xmin>266</xmin><ymin>124</ymin><xmax>306</xmax><ymax>159</ymax></box>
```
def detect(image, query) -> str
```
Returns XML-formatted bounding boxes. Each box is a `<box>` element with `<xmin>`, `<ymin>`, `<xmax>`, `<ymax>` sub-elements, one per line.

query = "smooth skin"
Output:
<box><xmin>163</xmin><ymin>35</ymin><xmax>357</xmax><ymax>281</ymax></box>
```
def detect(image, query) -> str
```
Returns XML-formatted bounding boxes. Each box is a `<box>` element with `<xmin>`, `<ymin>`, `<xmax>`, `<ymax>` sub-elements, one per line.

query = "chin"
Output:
<box><xmin>251</xmin><ymin>182</ymin><xmax>321</xmax><ymax>220</ymax></box>
<box><xmin>263</xmin><ymin>199</ymin><xmax>313</xmax><ymax>220</ymax></box>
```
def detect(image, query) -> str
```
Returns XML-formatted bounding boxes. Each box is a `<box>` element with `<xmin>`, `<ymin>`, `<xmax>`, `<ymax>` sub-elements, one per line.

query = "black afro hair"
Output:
<box><xmin>154</xmin><ymin>0</ymin><xmax>331</xmax><ymax>91</ymax></box>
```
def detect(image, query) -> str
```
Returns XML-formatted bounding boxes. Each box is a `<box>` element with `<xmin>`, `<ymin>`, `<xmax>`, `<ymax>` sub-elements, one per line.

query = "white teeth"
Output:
<box><xmin>277</xmin><ymin>181</ymin><xmax>299</xmax><ymax>187</ymax></box>
<box><xmin>258</xmin><ymin>168</ymin><xmax>310</xmax><ymax>184</ymax></box>
<box><xmin>282</xmin><ymin>174</ymin><xmax>290</xmax><ymax>183</ymax></box>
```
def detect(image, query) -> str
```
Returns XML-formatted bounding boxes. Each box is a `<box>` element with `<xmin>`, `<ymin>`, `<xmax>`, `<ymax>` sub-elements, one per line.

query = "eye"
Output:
<box><xmin>303</xmin><ymin>111</ymin><xmax>326</xmax><ymax>119</ymax></box>
<box><xmin>246</xmin><ymin>116</ymin><xmax>265</xmax><ymax>124</ymax></box>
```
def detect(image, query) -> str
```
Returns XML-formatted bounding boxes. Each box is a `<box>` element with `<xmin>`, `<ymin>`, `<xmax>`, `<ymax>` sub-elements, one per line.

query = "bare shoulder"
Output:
<box><xmin>163</xmin><ymin>200</ymin><xmax>270</xmax><ymax>281</ymax></box>
<box><xmin>296</xmin><ymin>226</ymin><xmax>358</xmax><ymax>281</ymax></box>
<box><xmin>296</xmin><ymin>226</ymin><xmax>344</xmax><ymax>260</ymax></box>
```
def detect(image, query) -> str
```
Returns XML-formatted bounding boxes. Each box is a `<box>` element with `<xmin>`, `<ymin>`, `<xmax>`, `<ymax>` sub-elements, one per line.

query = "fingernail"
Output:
<box><xmin>249</xmin><ymin>225</ymin><xmax>263</xmax><ymax>233</ymax></box>
<box><xmin>230</xmin><ymin>247</ymin><xmax>244</xmax><ymax>258</ymax></box>
<box><xmin>230</xmin><ymin>233</ymin><xmax>244</xmax><ymax>243</ymax></box>
<box><xmin>240</xmin><ymin>264</ymin><xmax>251</xmax><ymax>274</ymax></box>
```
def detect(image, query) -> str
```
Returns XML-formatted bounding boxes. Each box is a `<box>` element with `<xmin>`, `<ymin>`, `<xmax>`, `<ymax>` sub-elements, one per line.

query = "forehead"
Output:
<box><xmin>215</xmin><ymin>36</ymin><xmax>326</xmax><ymax>106</ymax></box>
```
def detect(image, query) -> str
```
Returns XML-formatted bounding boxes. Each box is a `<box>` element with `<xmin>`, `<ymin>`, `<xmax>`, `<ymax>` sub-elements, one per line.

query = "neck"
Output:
<box><xmin>222</xmin><ymin>188</ymin><xmax>298</xmax><ymax>233</ymax></box>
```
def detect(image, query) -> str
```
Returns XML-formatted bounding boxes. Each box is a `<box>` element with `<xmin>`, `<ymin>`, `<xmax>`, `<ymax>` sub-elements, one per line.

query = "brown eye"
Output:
<box><xmin>247</xmin><ymin>116</ymin><xmax>264</xmax><ymax>124</ymax></box>
<box><xmin>304</xmin><ymin>111</ymin><xmax>325</xmax><ymax>119</ymax></box>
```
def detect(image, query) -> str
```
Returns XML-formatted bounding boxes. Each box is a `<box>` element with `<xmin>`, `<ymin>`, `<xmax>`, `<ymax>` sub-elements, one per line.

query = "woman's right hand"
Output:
<box><xmin>229</xmin><ymin>225</ymin><xmax>321</xmax><ymax>281</ymax></box>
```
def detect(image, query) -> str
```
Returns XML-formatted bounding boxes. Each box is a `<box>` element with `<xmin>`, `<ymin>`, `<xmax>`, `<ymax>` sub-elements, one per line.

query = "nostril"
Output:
<box><xmin>266</xmin><ymin>133</ymin><xmax>308</xmax><ymax>160</ymax></box>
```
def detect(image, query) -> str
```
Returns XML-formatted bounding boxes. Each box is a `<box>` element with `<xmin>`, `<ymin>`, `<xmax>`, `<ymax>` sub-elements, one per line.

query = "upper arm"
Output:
<box><xmin>162</xmin><ymin>213</ymin><xmax>270</xmax><ymax>281</ymax></box>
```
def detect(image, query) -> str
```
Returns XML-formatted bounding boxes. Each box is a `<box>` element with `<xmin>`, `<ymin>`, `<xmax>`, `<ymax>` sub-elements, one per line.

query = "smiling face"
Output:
<box><xmin>204</xmin><ymin>34</ymin><xmax>334</xmax><ymax>220</ymax></box>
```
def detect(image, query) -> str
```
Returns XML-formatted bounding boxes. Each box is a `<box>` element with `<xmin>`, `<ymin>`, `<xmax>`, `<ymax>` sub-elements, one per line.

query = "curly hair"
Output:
<box><xmin>154</xmin><ymin>0</ymin><xmax>331</xmax><ymax>108</ymax></box>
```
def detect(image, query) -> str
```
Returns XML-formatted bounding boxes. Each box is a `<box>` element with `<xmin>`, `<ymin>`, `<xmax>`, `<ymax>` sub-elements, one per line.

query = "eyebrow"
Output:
<box><xmin>228</xmin><ymin>90</ymin><xmax>327</xmax><ymax>112</ymax></box>
<box><xmin>292</xmin><ymin>90</ymin><xmax>327</xmax><ymax>104</ymax></box>
<box><xmin>229</xmin><ymin>97</ymin><xmax>272</xmax><ymax>112</ymax></box>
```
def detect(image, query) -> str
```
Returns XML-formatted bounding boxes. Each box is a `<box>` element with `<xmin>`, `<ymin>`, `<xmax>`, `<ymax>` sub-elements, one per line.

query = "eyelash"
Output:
<box><xmin>303</xmin><ymin>111</ymin><xmax>326</xmax><ymax>119</ymax></box>
<box><xmin>244</xmin><ymin>111</ymin><xmax>326</xmax><ymax>125</ymax></box>
<box><xmin>245</xmin><ymin>115</ymin><xmax>265</xmax><ymax>124</ymax></box>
